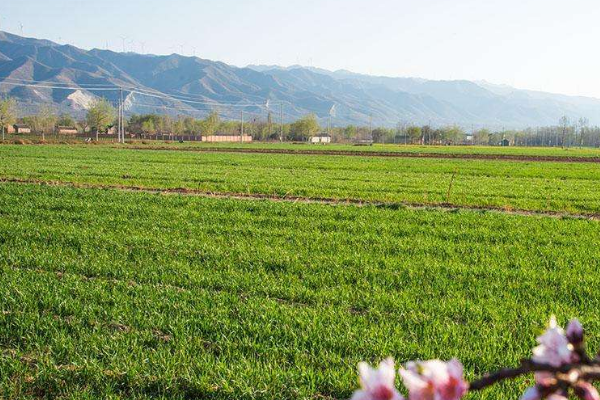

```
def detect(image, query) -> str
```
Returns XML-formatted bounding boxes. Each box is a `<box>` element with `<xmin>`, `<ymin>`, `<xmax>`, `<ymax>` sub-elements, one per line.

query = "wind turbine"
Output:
<box><xmin>118</xmin><ymin>36</ymin><xmax>127</xmax><ymax>52</ymax></box>
<box><xmin>139</xmin><ymin>41</ymin><xmax>146</xmax><ymax>54</ymax></box>
<box><xmin>18</xmin><ymin>22</ymin><xmax>23</xmax><ymax>35</ymax></box>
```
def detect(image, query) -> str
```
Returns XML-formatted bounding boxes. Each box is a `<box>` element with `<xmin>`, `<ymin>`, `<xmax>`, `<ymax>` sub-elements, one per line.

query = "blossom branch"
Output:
<box><xmin>469</xmin><ymin>360</ymin><xmax>600</xmax><ymax>391</ymax></box>
<box><xmin>350</xmin><ymin>316</ymin><xmax>600</xmax><ymax>400</ymax></box>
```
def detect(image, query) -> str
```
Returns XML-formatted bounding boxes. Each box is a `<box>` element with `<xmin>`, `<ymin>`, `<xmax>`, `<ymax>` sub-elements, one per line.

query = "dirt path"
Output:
<box><xmin>121</xmin><ymin>146</ymin><xmax>600</xmax><ymax>163</ymax></box>
<box><xmin>2</xmin><ymin>177</ymin><xmax>599</xmax><ymax>221</ymax></box>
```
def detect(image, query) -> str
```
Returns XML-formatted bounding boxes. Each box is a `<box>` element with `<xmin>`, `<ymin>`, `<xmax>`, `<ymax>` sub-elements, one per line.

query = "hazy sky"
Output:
<box><xmin>3</xmin><ymin>0</ymin><xmax>600</xmax><ymax>97</ymax></box>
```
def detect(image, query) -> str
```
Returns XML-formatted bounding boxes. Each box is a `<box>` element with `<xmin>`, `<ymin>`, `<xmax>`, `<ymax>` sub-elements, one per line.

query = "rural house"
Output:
<box><xmin>57</xmin><ymin>126</ymin><xmax>78</xmax><ymax>134</ymax></box>
<box><xmin>202</xmin><ymin>134</ymin><xmax>253</xmax><ymax>143</ymax></box>
<box><xmin>13</xmin><ymin>124</ymin><xmax>31</xmax><ymax>134</ymax></box>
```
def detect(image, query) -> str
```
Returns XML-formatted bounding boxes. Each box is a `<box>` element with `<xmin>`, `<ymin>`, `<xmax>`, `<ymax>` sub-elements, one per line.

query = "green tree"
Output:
<box><xmin>0</xmin><ymin>97</ymin><xmax>16</xmax><ymax>140</ymax></box>
<box><xmin>441</xmin><ymin>125</ymin><xmax>464</xmax><ymax>144</ymax></box>
<box><xmin>57</xmin><ymin>113</ymin><xmax>76</xmax><ymax>127</ymax></box>
<box><xmin>406</xmin><ymin>126</ymin><xmax>423</xmax><ymax>144</ymax></box>
<box><xmin>141</xmin><ymin>119</ymin><xmax>156</xmax><ymax>135</ymax></box>
<box><xmin>421</xmin><ymin>125</ymin><xmax>433</xmax><ymax>144</ymax></box>
<box><xmin>22</xmin><ymin>116</ymin><xmax>42</xmax><ymax>134</ymax></box>
<box><xmin>86</xmin><ymin>98</ymin><xmax>116</xmax><ymax>140</ymax></box>
<box><xmin>173</xmin><ymin>117</ymin><xmax>185</xmax><ymax>137</ymax></box>
<box><xmin>289</xmin><ymin>114</ymin><xmax>320</xmax><ymax>141</ymax></box>
<box><xmin>473</xmin><ymin>128</ymin><xmax>491</xmax><ymax>145</ymax></box>
<box><xmin>344</xmin><ymin>125</ymin><xmax>358</xmax><ymax>140</ymax></box>
<box><xmin>372</xmin><ymin>127</ymin><xmax>393</xmax><ymax>143</ymax></box>
<box><xmin>200</xmin><ymin>111</ymin><xmax>220</xmax><ymax>137</ymax></box>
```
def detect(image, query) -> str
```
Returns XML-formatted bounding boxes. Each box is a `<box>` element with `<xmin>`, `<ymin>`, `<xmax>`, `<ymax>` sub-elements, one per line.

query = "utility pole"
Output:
<box><xmin>117</xmin><ymin>88</ymin><xmax>122</xmax><ymax>143</ymax></box>
<box><xmin>280</xmin><ymin>103</ymin><xmax>283</xmax><ymax>142</ymax></box>
<box><xmin>121</xmin><ymin>89</ymin><xmax>125</xmax><ymax>143</ymax></box>
<box><xmin>240</xmin><ymin>110</ymin><xmax>244</xmax><ymax>143</ymax></box>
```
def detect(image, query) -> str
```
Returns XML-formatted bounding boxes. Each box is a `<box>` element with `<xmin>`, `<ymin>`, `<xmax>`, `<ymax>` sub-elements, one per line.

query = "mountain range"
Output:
<box><xmin>0</xmin><ymin>30</ymin><xmax>599</xmax><ymax>128</ymax></box>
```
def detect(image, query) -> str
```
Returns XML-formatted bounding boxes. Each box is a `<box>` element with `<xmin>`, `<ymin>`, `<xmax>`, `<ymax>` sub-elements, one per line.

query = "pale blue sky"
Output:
<box><xmin>3</xmin><ymin>0</ymin><xmax>600</xmax><ymax>97</ymax></box>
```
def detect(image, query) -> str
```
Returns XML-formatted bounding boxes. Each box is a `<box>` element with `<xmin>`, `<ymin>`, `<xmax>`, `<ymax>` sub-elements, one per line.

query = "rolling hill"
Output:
<box><xmin>1</xmin><ymin>30</ymin><xmax>599</xmax><ymax>128</ymax></box>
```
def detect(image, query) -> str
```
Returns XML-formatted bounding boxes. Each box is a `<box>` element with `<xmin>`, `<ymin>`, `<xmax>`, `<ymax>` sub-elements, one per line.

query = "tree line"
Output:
<box><xmin>1</xmin><ymin>96</ymin><xmax>600</xmax><ymax>146</ymax></box>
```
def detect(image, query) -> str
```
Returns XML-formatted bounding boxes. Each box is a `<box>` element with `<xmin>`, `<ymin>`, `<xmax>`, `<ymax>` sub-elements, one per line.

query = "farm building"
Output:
<box><xmin>310</xmin><ymin>134</ymin><xmax>331</xmax><ymax>144</ymax></box>
<box><xmin>354</xmin><ymin>135</ymin><xmax>374</xmax><ymax>146</ymax></box>
<box><xmin>57</xmin><ymin>126</ymin><xmax>78</xmax><ymax>134</ymax></box>
<box><xmin>202</xmin><ymin>134</ymin><xmax>253</xmax><ymax>143</ymax></box>
<box><xmin>13</xmin><ymin>124</ymin><xmax>31</xmax><ymax>134</ymax></box>
<box><xmin>2</xmin><ymin>124</ymin><xmax>15</xmax><ymax>134</ymax></box>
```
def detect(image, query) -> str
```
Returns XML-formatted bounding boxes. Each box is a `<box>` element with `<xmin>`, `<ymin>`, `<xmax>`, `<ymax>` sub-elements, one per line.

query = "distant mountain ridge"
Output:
<box><xmin>1</xmin><ymin>30</ymin><xmax>599</xmax><ymax>128</ymax></box>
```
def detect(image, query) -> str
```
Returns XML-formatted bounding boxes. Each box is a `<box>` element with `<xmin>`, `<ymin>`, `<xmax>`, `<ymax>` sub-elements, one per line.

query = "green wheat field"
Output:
<box><xmin>1</xmin><ymin>143</ymin><xmax>600</xmax><ymax>399</ymax></box>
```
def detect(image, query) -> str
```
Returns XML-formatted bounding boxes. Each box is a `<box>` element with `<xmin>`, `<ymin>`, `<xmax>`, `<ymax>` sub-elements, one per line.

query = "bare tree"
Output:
<box><xmin>39</xmin><ymin>105</ymin><xmax>57</xmax><ymax>141</ymax></box>
<box><xmin>559</xmin><ymin>115</ymin><xmax>570</xmax><ymax>148</ymax></box>
<box><xmin>0</xmin><ymin>97</ymin><xmax>16</xmax><ymax>141</ymax></box>
<box><xmin>578</xmin><ymin>117</ymin><xmax>589</xmax><ymax>147</ymax></box>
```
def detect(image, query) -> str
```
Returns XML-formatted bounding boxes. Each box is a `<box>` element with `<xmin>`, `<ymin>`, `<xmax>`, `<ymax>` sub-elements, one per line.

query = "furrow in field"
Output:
<box><xmin>1</xmin><ymin>177</ymin><xmax>599</xmax><ymax>221</ymax></box>
<box><xmin>121</xmin><ymin>145</ymin><xmax>600</xmax><ymax>163</ymax></box>
<box><xmin>3</xmin><ymin>264</ymin><xmax>324</xmax><ymax>312</ymax></box>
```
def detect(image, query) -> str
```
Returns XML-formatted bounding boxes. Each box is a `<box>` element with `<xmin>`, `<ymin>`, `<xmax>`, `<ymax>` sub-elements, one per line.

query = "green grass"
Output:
<box><xmin>120</xmin><ymin>141</ymin><xmax>600</xmax><ymax>158</ymax></box>
<box><xmin>2</xmin><ymin>145</ymin><xmax>600</xmax><ymax>214</ymax></box>
<box><xmin>6</xmin><ymin>137</ymin><xmax>600</xmax><ymax>157</ymax></box>
<box><xmin>2</xmin><ymin>144</ymin><xmax>600</xmax><ymax>398</ymax></box>
<box><xmin>1</xmin><ymin>183</ymin><xmax>600</xmax><ymax>399</ymax></box>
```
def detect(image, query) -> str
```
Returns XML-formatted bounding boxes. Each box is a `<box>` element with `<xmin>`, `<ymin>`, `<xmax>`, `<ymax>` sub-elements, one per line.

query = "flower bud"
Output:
<box><xmin>566</xmin><ymin>319</ymin><xmax>584</xmax><ymax>346</ymax></box>
<box><xmin>352</xmin><ymin>358</ymin><xmax>404</xmax><ymax>400</ymax></box>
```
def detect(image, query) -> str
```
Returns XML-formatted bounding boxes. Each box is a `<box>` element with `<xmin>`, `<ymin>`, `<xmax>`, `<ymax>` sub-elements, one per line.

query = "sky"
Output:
<box><xmin>3</xmin><ymin>0</ymin><xmax>600</xmax><ymax>97</ymax></box>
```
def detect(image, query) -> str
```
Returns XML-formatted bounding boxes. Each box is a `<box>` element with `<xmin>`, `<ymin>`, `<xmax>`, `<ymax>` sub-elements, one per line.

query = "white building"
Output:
<box><xmin>310</xmin><ymin>135</ymin><xmax>331</xmax><ymax>144</ymax></box>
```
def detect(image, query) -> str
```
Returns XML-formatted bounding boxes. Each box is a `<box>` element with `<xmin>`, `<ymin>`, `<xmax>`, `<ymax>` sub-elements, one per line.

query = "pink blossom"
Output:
<box><xmin>352</xmin><ymin>358</ymin><xmax>404</xmax><ymax>400</ymax></box>
<box><xmin>532</xmin><ymin>316</ymin><xmax>574</xmax><ymax>368</ymax></box>
<box><xmin>575</xmin><ymin>382</ymin><xmax>600</xmax><ymax>400</ymax></box>
<box><xmin>520</xmin><ymin>386</ymin><xmax>542</xmax><ymax>400</ymax></box>
<box><xmin>399</xmin><ymin>359</ymin><xmax>468</xmax><ymax>400</ymax></box>
<box><xmin>546</xmin><ymin>393</ymin><xmax>568</xmax><ymax>400</ymax></box>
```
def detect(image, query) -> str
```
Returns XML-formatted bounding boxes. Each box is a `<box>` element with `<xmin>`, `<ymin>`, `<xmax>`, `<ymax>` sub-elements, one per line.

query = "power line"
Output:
<box><xmin>130</xmin><ymin>89</ymin><xmax>274</xmax><ymax>108</ymax></box>
<box><xmin>0</xmin><ymin>81</ymin><xmax>120</xmax><ymax>92</ymax></box>
<box><xmin>0</xmin><ymin>78</ymin><xmax>120</xmax><ymax>88</ymax></box>
<box><xmin>0</xmin><ymin>79</ymin><xmax>294</xmax><ymax>110</ymax></box>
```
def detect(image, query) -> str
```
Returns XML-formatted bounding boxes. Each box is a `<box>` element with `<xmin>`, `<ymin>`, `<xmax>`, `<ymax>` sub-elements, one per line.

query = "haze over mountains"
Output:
<box><xmin>1</xmin><ymin>30</ymin><xmax>599</xmax><ymax>128</ymax></box>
